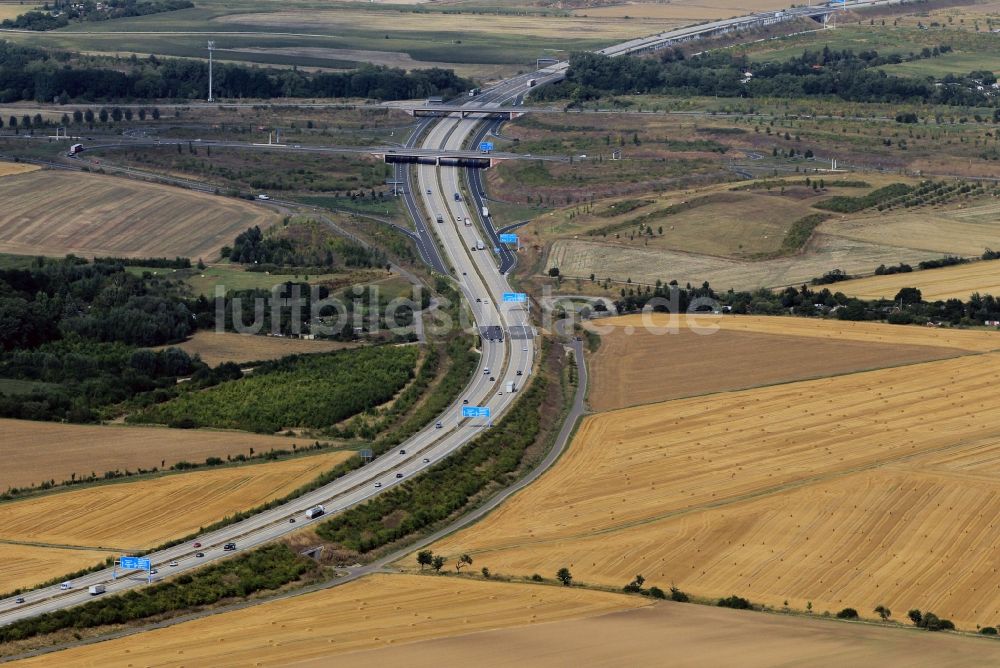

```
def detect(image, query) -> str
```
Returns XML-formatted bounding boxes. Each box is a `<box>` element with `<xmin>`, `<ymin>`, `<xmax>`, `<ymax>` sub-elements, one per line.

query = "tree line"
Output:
<box><xmin>539</xmin><ymin>48</ymin><xmax>996</xmax><ymax>107</ymax></box>
<box><xmin>0</xmin><ymin>41</ymin><xmax>472</xmax><ymax>103</ymax></box>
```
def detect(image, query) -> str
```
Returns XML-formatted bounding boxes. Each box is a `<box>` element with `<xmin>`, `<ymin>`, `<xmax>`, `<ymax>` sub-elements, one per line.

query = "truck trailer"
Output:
<box><xmin>68</xmin><ymin>143</ymin><xmax>84</xmax><ymax>156</ymax></box>
<box><xmin>527</xmin><ymin>78</ymin><xmax>537</xmax><ymax>88</ymax></box>
<box><xmin>476</xmin><ymin>239</ymin><xmax>485</xmax><ymax>251</ymax></box>
<box><xmin>305</xmin><ymin>505</ymin><xmax>326</xmax><ymax>520</ymax></box>
<box><xmin>88</xmin><ymin>584</ymin><xmax>105</xmax><ymax>596</ymax></box>
<box><xmin>505</xmin><ymin>381</ymin><xmax>515</xmax><ymax>393</ymax></box>
<box><xmin>481</xmin><ymin>205</ymin><xmax>490</xmax><ymax>218</ymax></box>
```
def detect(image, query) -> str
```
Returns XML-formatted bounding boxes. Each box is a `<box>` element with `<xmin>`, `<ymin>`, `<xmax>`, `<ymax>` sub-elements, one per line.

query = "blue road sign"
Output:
<box><xmin>120</xmin><ymin>556</ymin><xmax>151</xmax><ymax>571</ymax></box>
<box><xmin>479</xmin><ymin>141</ymin><xmax>494</xmax><ymax>152</ymax></box>
<box><xmin>499</xmin><ymin>233</ymin><xmax>518</xmax><ymax>244</ymax></box>
<box><xmin>502</xmin><ymin>292</ymin><xmax>528</xmax><ymax>303</ymax></box>
<box><xmin>462</xmin><ymin>406</ymin><xmax>491</xmax><ymax>418</ymax></box>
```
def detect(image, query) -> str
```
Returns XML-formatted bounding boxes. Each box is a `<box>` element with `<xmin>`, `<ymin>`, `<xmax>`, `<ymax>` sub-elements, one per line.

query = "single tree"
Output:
<box><xmin>874</xmin><ymin>605</ymin><xmax>891</xmax><ymax>622</ymax></box>
<box><xmin>481</xmin><ymin>567</ymin><xmax>490</xmax><ymax>579</ymax></box>
<box><xmin>455</xmin><ymin>553</ymin><xmax>473</xmax><ymax>572</ymax></box>
<box><xmin>557</xmin><ymin>567</ymin><xmax>573</xmax><ymax>586</ymax></box>
<box><xmin>432</xmin><ymin>555</ymin><xmax>446</xmax><ymax>572</ymax></box>
<box><xmin>908</xmin><ymin>609</ymin><xmax>923</xmax><ymax>626</ymax></box>
<box><xmin>416</xmin><ymin>549</ymin><xmax>433</xmax><ymax>570</ymax></box>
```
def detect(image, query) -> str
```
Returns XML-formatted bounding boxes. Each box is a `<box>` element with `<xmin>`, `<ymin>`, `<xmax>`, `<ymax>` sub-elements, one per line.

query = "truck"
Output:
<box><xmin>68</xmin><ymin>143</ymin><xmax>83</xmax><ymax>157</ymax></box>
<box><xmin>256</xmin><ymin>193</ymin><xmax>270</xmax><ymax>201</ymax></box>
<box><xmin>88</xmin><ymin>584</ymin><xmax>105</xmax><ymax>596</ymax></box>
<box><xmin>435</xmin><ymin>213</ymin><xmax>444</xmax><ymax>224</ymax></box>
<box><xmin>481</xmin><ymin>205</ymin><xmax>490</xmax><ymax>218</ymax></box>
<box><xmin>527</xmin><ymin>78</ymin><xmax>537</xmax><ymax>88</ymax></box>
<box><xmin>506</xmin><ymin>381</ymin><xmax>515</xmax><ymax>394</ymax></box>
<box><xmin>469</xmin><ymin>87</ymin><xmax>481</xmax><ymax>97</ymax></box>
<box><xmin>305</xmin><ymin>505</ymin><xmax>325</xmax><ymax>520</ymax></box>
<box><xmin>476</xmin><ymin>239</ymin><xmax>485</xmax><ymax>251</ymax></box>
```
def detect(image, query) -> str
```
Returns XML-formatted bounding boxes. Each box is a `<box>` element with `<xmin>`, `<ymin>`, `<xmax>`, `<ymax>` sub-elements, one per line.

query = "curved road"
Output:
<box><xmin>0</xmin><ymin>0</ymin><xmax>897</xmax><ymax>626</ymax></box>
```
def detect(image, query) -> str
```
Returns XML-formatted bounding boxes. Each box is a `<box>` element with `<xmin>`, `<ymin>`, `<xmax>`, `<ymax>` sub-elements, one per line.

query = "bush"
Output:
<box><xmin>717</xmin><ymin>595</ymin><xmax>752</xmax><ymax>610</ymax></box>
<box><xmin>669</xmin><ymin>586</ymin><xmax>688</xmax><ymax>602</ymax></box>
<box><xmin>648</xmin><ymin>586</ymin><xmax>667</xmax><ymax>600</ymax></box>
<box><xmin>836</xmin><ymin>608</ymin><xmax>859</xmax><ymax>620</ymax></box>
<box><xmin>981</xmin><ymin>627</ymin><xmax>998</xmax><ymax>635</ymax></box>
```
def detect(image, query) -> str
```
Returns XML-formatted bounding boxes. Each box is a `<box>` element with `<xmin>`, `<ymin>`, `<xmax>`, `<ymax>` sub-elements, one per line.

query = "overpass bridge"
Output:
<box><xmin>374</xmin><ymin>147</ymin><xmax>565</xmax><ymax>168</ymax></box>
<box><xmin>404</xmin><ymin>105</ymin><xmax>529</xmax><ymax>120</ymax></box>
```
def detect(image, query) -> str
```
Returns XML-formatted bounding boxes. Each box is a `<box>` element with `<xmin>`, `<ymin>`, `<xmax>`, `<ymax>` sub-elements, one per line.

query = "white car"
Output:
<box><xmin>169</xmin><ymin>561</ymin><xmax>179</xmax><ymax>567</ymax></box>
<box><xmin>374</xmin><ymin>482</ymin><xmax>382</xmax><ymax>488</ymax></box>
<box><xmin>59</xmin><ymin>582</ymin><xmax>72</xmax><ymax>590</ymax></box>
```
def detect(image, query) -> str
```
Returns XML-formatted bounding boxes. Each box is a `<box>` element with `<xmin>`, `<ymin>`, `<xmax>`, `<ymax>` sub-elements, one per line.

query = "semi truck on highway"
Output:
<box><xmin>88</xmin><ymin>584</ymin><xmax>105</xmax><ymax>596</ymax></box>
<box><xmin>469</xmin><ymin>88</ymin><xmax>481</xmax><ymax>96</ymax></box>
<box><xmin>305</xmin><ymin>505</ymin><xmax>326</xmax><ymax>519</ymax></box>
<box><xmin>527</xmin><ymin>78</ymin><xmax>537</xmax><ymax>88</ymax></box>
<box><xmin>506</xmin><ymin>381</ymin><xmax>515</xmax><ymax>393</ymax></box>
<box><xmin>481</xmin><ymin>205</ymin><xmax>490</xmax><ymax>217</ymax></box>
<box><xmin>68</xmin><ymin>143</ymin><xmax>83</xmax><ymax>156</ymax></box>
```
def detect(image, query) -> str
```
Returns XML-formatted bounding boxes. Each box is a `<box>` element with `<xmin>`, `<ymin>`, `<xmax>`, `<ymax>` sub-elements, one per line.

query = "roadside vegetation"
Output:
<box><xmin>0</xmin><ymin>544</ymin><xmax>323</xmax><ymax>645</ymax></box>
<box><xmin>315</xmin><ymin>341</ymin><xmax>570</xmax><ymax>559</ymax></box>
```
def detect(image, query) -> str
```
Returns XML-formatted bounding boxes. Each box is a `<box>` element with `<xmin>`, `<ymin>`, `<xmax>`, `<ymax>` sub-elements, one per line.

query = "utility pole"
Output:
<box><xmin>207</xmin><ymin>41</ymin><xmax>215</xmax><ymax>102</ymax></box>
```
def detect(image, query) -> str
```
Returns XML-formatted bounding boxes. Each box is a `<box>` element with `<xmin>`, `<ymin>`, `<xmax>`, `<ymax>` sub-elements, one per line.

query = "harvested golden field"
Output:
<box><xmin>0</xmin><ymin>171</ymin><xmax>278</xmax><ymax>260</ymax></box>
<box><xmin>0</xmin><ymin>418</ymin><xmax>319</xmax><ymax>490</ymax></box>
<box><xmin>585</xmin><ymin>316</ymin><xmax>965</xmax><ymax>411</ymax></box>
<box><xmin>834</xmin><ymin>261</ymin><xmax>1000</xmax><ymax>302</ymax></box>
<box><xmin>0</xmin><ymin>161</ymin><xmax>38</xmax><ymax>177</ymax></box>
<box><xmin>336</xmin><ymin>601</ymin><xmax>1000</xmax><ymax>668</ymax></box>
<box><xmin>12</xmin><ymin>574</ymin><xmax>648</xmax><ymax>667</ymax></box>
<box><xmin>547</xmin><ymin>232</ymin><xmax>935</xmax><ymax>290</ymax></box>
<box><xmin>425</xmin><ymin>352</ymin><xmax>1000</xmax><ymax>629</ymax></box>
<box><xmin>703</xmin><ymin>314</ymin><xmax>1000</xmax><ymax>352</ymax></box>
<box><xmin>214</xmin><ymin>9</ymin><xmax>683</xmax><ymax>42</ymax></box>
<box><xmin>577</xmin><ymin>0</ymin><xmax>795</xmax><ymax>20</ymax></box>
<box><xmin>0</xmin><ymin>544</ymin><xmax>113</xmax><ymax>594</ymax></box>
<box><xmin>0</xmin><ymin>451</ymin><xmax>350</xmax><ymax>552</ymax></box>
<box><xmin>152</xmin><ymin>331</ymin><xmax>357</xmax><ymax>367</ymax></box>
<box><xmin>823</xmin><ymin>202</ymin><xmax>1000</xmax><ymax>258</ymax></box>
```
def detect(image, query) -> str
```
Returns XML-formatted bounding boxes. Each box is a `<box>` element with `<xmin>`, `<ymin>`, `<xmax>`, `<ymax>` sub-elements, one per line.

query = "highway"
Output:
<box><xmin>0</xmin><ymin>0</ymin><xmax>899</xmax><ymax>627</ymax></box>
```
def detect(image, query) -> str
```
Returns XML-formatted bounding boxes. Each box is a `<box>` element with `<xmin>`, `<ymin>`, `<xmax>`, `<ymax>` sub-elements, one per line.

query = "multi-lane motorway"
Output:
<box><xmin>0</xmin><ymin>0</ymin><xmax>898</xmax><ymax>626</ymax></box>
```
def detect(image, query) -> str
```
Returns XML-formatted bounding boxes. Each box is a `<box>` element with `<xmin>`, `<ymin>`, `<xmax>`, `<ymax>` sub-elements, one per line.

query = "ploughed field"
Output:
<box><xmin>423</xmin><ymin>317</ymin><xmax>1000</xmax><ymax>629</ymax></box>
<box><xmin>584</xmin><ymin>314</ymin><xmax>970</xmax><ymax>411</ymax></box>
<box><xmin>150</xmin><ymin>331</ymin><xmax>358</xmax><ymax>368</ymax></box>
<box><xmin>333</xmin><ymin>596</ymin><xmax>1000</xmax><ymax>668</ymax></box>
<box><xmin>0</xmin><ymin>170</ymin><xmax>278</xmax><ymax>261</ymax></box>
<box><xmin>9</xmin><ymin>573</ymin><xmax>649</xmax><ymax>667</ymax></box>
<box><xmin>0</xmin><ymin>418</ymin><xmax>324</xmax><ymax>491</ymax></box>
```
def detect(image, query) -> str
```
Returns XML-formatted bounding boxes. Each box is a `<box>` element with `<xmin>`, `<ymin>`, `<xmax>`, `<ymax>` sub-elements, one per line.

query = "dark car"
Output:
<box><xmin>193</xmin><ymin>542</ymin><xmax>201</xmax><ymax>548</ymax></box>
<box><xmin>489</xmin><ymin>376</ymin><xmax>495</xmax><ymax>381</ymax></box>
<box><xmin>396</xmin><ymin>472</ymin><xmax>404</xmax><ymax>479</ymax></box>
<box><xmin>195</xmin><ymin>552</ymin><xmax>205</xmax><ymax>558</ymax></box>
<box><xmin>223</xmin><ymin>543</ymin><xmax>236</xmax><ymax>551</ymax></box>
<box><xmin>289</xmin><ymin>517</ymin><xmax>296</xmax><ymax>523</ymax></box>
<box><xmin>463</xmin><ymin>399</ymin><xmax>469</xmax><ymax>404</ymax></box>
